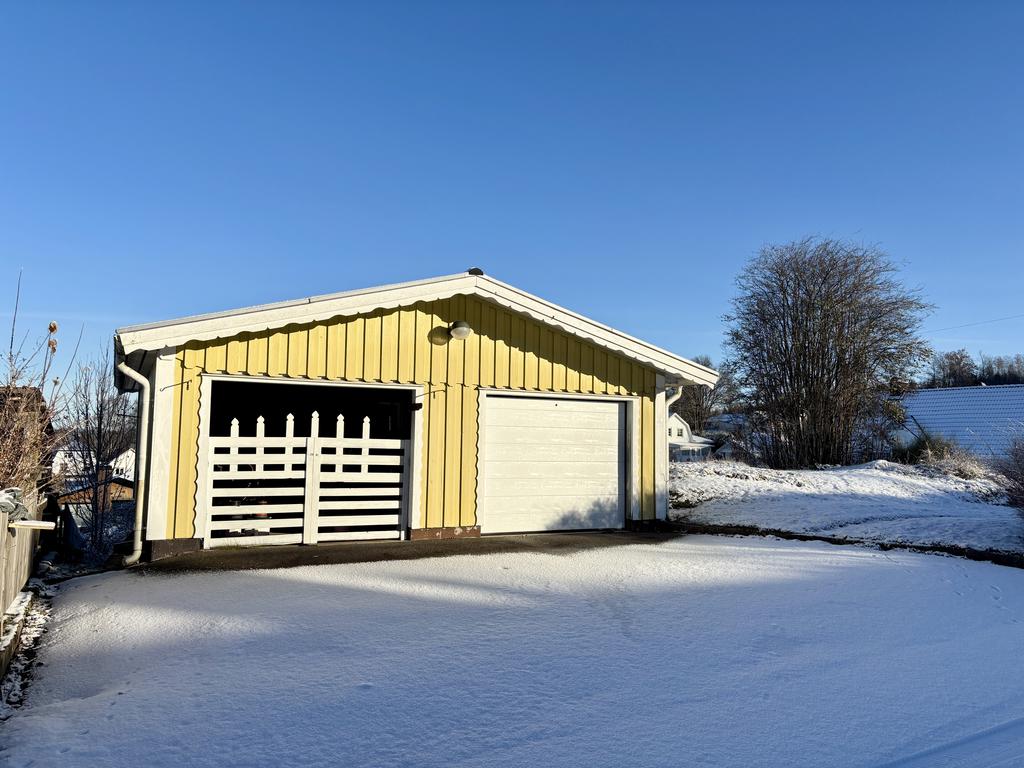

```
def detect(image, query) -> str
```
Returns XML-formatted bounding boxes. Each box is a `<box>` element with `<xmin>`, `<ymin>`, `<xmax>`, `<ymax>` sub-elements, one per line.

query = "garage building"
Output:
<box><xmin>114</xmin><ymin>271</ymin><xmax>717</xmax><ymax>558</ymax></box>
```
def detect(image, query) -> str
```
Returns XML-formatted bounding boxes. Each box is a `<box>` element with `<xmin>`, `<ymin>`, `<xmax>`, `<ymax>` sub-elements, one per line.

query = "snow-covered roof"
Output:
<box><xmin>114</xmin><ymin>270</ymin><xmax>718</xmax><ymax>389</ymax></box>
<box><xmin>900</xmin><ymin>384</ymin><xmax>1024</xmax><ymax>458</ymax></box>
<box><xmin>667</xmin><ymin>412</ymin><xmax>715</xmax><ymax>448</ymax></box>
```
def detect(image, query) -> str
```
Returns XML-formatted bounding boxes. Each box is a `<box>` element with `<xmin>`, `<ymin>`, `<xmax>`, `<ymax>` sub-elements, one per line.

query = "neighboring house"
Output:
<box><xmin>896</xmin><ymin>384</ymin><xmax>1024</xmax><ymax>459</ymax></box>
<box><xmin>667</xmin><ymin>412</ymin><xmax>714</xmax><ymax>461</ymax></box>
<box><xmin>58</xmin><ymin>472</ymin><xmax>135</xmax><ymax>531</ymax></box>
<box><xmin>53</xmin><ymin>447</ymin><xmax>136</xmax><ymax>482</ymax></box>
<box><xmin>114</xmin><ymin>270</ymin><xmax>717</xmax><ymax>558</ymax></box>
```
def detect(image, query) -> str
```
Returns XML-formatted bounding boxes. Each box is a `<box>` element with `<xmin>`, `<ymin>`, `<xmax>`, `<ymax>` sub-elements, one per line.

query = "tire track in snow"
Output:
<box><xmin>871</xmin><ymin>715</ymin><xmax>1024</xmax><ymax>768</ymax></box>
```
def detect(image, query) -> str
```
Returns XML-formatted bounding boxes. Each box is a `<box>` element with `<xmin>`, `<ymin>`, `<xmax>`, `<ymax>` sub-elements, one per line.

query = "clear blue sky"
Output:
<box><xmin>3</xmin><ymin>1</ymin><xmax>1022</xmax><ymax>374</ymax></box>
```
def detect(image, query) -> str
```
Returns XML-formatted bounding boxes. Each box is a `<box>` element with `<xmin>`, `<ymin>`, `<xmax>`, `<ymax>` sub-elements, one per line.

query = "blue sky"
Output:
<box><xmin>2</xmin><ymin>1</ymin><xmax>1022</xmax><ymax>373</ymax></box>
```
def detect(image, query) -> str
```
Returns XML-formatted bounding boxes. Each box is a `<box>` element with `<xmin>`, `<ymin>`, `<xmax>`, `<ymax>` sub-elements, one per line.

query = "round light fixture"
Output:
<box><xmin>449</xmin><ymin>320</ymin><xmax>472</xmax><ymax>340</ymax></box>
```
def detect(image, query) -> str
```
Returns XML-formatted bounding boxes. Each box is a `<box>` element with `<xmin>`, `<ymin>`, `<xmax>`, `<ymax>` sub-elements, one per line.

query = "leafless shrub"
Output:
<box><xmin>997</xmin><ymin>440</ymin><xmax>1024</xmax><ymax>510</ymax></box>
<box><xmin>927</xmin><ymin>450</ymin><xmax>987</xmax><ymax>481</ymax></box>
<box><xmin>1</xmin><ymin>275</ymin><xmax>65</xmax><ymax>497</ymax></box>
<box><xmin>725</xmin><ymin>237</ymin><xmax>932</xmax><ymax>469</ymax></box>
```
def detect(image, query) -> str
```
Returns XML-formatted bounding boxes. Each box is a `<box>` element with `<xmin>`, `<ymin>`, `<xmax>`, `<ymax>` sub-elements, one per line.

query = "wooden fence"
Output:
<box><xmin>1</xmin><ymin>505</ymin><xmax>41</xmax><ymax>637</ymax></box>
<box><xmin>203</xmin><ymin>411</ymin><xmax>409</xmax><ymax>548</ymax></box>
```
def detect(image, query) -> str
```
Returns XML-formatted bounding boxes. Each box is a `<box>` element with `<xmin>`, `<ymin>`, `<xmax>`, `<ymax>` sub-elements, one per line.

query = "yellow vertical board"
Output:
<box><xmin>592</xmin><ymin>349</ymin><xmax>608</xmax><ymax>395</ymax></box>
<box><xmin>523</xmin><ymin>322</ymin><xmax>539</xmax><ymax>390</ymax></box>
<box><xmin>478</xmin><ymin>301</ymin><xmax>495</xmax><ymax>387</ymax></box>
<box><xmin>345</xmin><ymin>317</ymin><xmax>365</xmax><ymax>380</ymax></box>
<box><xmin>287</xmin><ymin>327</ymin><xmax>308</xmax><ymax>378</ymax></box>
<box><xmin>363</xmin><ymin>313</ymin><xmax>382</xmax><ymax>381</ymax></box>
<box><xmin>509</xmin><ymin>314</ymin><xmax>525</xmax><ymax>388</ymax></box>
<box><xmin>446</xmin><ymin>295</ymin><xmax>465</xmax><ymax>385</ymax></box>
<box><xmin>268</xmin><ymin>331</ymin><xmax>287</xmax><ymax>376</ymax></box>
<box><xmin>459</xmin><ymin>388</ymin><xmax>478</xmax><ymax>526</ymax></box>
<box><xmin>325</xmin><ymin>322</ymin><xmax>345</xmax><ymax>380</ymax></box>
<box><xmin>631</xmin><ymin>360</ymin><xmax>646</xmax><ymax>398</ymax></box>
<box><xmin>397</xmin><ymin>308</ymin><xmax>416</xmax><ymax>383</ymax></box>
<box><xmin>552</xmin><ymin>333</ymin><xmax>567</xmax><ymax>391</ymax></box>
<box><xmin>538</xmin><ymin>328</ymin><xmax>553</xmax><ymax>390</ymax></box>
<box><xmin>443</xmin><ymin>385</ymin><xmax>463</xmax><ymax>527</ymax></box>
<box><xmin>413</xmin><ymin>304</ymin><xmax>432</xmax><ymax>384</ymax></box>
<box><xmin>579</xmin><ymin>344</ymin><xmax>594</xmax><ymax>393</ymax></box>
<box><xmin>610</xmin><ymin>356</ymin><xmax>626</xmax><ymax>393</ymax></box>
<box><xmin>174</xmin><ymin>346</ymin><xmax>202</xmax><ymax>538</ymax></box>
<box><xmin>463</xmin><ymin>298</ymin><xmax>480</xmax><ymax>388</ymax></box>
<box><xmin>494</xmin><ymin>309</ymin><xmax>510</xmax><ymax>387</ymax></box>
<box><xmin>380</xmin><ymin>311</ymin><xmax>399</xmax><ymax>382</ymax></box>
<box><xmin>226</xmin><ymin>338</ymin><xmax>245</xmax><ymax>374</ymax></box>
<box><xmin>204</xmin><ymin>342</ymin><xmax>225</xmax><ymax>374</ymax></box>
<box><xmin>566</xmin><ymin>338</ymin><xmax>581</xmax><ymax>391</ymax></box>
<box><xmin>307</xmin><ymin>325</ymin><xmax>327</xmax><ymax>378</ymax></box>
<box><xmin>442</xmin><ymin>298</ymin><xmax>466</xmax><ymax>527</ymax></box>
<box><xmin>247</xmin><ymin>334</ymin><xmax>268</xmax><ymax>376</ymax></box>
<box><xmin>429</xmin><ymin>301</ymin><xmax>448</xmax><ymax>385</ymax></box>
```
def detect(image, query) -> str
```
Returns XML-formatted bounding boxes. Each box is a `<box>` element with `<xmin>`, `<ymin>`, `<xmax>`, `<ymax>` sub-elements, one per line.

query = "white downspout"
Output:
<box><xmin>666</xmin><ymin>383</ymin><xmax>685</xmax><ymax>411</ymax></box>
<box><xmin>117</xmin><ymin>361</ymin><xmax>149</xmax><ymax>566</ymax></box>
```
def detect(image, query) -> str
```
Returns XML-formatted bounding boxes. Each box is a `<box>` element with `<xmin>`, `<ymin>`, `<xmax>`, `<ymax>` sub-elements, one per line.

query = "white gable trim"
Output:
<box><xmin>116</xmin><ymin>272</ymin><xmax>718</xmax><ymax>386</ymax></box>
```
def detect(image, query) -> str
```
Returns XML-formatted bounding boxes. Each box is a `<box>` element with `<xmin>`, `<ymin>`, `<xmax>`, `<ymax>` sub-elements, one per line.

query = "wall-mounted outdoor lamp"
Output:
<box><xmin>448</xmin><ymin>320</ymin><xmax>472</xmax><ymax>340</ymax></box>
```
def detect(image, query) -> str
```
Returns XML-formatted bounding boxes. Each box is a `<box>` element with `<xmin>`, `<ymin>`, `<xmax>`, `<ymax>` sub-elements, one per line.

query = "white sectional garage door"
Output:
<box><xmin>481</xmin><ymin>396</ymin><xmax>626</xmax><ymax>533</ymax></box>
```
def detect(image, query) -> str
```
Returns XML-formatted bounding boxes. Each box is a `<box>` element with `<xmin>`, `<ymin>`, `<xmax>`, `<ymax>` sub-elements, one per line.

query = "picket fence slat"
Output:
<box><xmin>211</xmin><ymin>470</ymin><xmax>306</xmax><ymax>481</ymax></box>
<box><xmin>317</xmin><ymin>530</ymin><xmax>401</xmax><ymax>543</ymax></box>
<box><xmin>318</xmin><ymin>514</ymin><xmax>401</xmax><ymax>528</ymax></box>
<box><xmin>317</xmin><ymin>486</ymin><xmax>401</xmax><ymax>498</ymax></box>
<box><xmin>211</xmin><ymin>503</ymin><xmax>305</xmax><ymax>515</ymax></box>
<box><xmin>317</xmin><ymin>499</ymin><xmax>402</xmax><ymax>512</ymax></box>
<box><xmin>210</xmin><ymin>486</ymin><xmax>304</xmax><ymax>498</ymax></box>
<box><xmin>319</xmin><ymin>472</ymin><xmax>403</xmax><ymax>484</ymax></box>
<box><xmin>208</xmin><ymin>533</ymin><xmax>304</xmax><ymax>548</ymax></box>
<box><xmin>207</xmin><ymin>517</ymin><xmax>304</xmax><ymax>531</ymax></box>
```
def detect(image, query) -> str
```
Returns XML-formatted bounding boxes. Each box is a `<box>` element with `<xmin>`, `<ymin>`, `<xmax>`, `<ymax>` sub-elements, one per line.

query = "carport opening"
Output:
<box><xmin>205</xmin><ymin>380</ymin><xmax>414</xmax><ymax>544</ymax></box>
<box><xmin>209</xmin><ymin>380</ymin><xmax>413</xmax><ymax>439</ymax></box>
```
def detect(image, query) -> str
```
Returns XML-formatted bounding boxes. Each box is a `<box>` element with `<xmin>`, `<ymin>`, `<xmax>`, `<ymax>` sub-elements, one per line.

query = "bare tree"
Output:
<box><xmin>925</xmin><ymin>348</ymin><xmax>979</xmax><ymax>388</ymax></box>
<box><xmin>725</xmin><ymin>237</ymin><xmax>932</xmax><ymax>469</ymax></box>
<box><xmin>63</xmin><ymin>346</ymin><xmax>136</xmax><ymax>547</ymax></box>
<box><xmin>673</xmin><ymin>355</ymin><xmax>739</xmax><ymax>433</ymax></box>
<box><xmin>1</xmin><ymin>274</ymin><xmax>62</xmax><ymax>497</ymax></box>
<box><xmin>978</xmin><ymin>353</ymin><xmax>1024</xmax><ymax>385</ymax></box>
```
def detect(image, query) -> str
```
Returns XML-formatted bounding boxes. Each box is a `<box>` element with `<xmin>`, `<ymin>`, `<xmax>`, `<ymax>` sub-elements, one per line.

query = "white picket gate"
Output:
<box><xmin>203</xmin><ymin>411</ymin><xmax>409</xmax><ymax>548</ymax></box>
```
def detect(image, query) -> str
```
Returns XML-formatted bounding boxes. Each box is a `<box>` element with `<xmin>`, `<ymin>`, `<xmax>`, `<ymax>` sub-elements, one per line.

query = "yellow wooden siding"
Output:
<box><xmin>164</xmin><ymin>295</ymin><xmax>661</xmax><ymax>538</ymax></box>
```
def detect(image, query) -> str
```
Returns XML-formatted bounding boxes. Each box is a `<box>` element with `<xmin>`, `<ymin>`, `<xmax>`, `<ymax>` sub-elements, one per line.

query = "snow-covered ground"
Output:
<box><xmin>671</xmin><ymin>460</ymin><xmax>1024</xmax><ymax>553</ymax></box>
<box><xmin>4</xmin><ymin>538</ymin><xmax>1024</xmax><ymax>767</ymax></box>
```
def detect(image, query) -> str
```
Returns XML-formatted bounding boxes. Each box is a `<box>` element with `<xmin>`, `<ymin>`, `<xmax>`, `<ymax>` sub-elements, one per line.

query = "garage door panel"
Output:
<box><xmin>484</xmin><ymin>458</ymin><xmax>620</xmax><ymax>478</ymax></box>
<box><xmin>486</xmin><ymin>409</ymin><xmax>625</xmax><ymax>430</ymax></box>
<box><xmin>485</xmin><ymin>444</ymin><xmax>621</xmax><ymax>464</ymax></box>
<box><xmin>484</xmin><ymin>495</ymin><xmax>623</xmax><ymax>532</ymax></box>
<box><xmin>485</xmin><ymin>476</ymin><xmax>622</xmax><ymax>497</ymax></box>
<box><xmin>485</xmin><ymin>427</ymin><xmax>622</xmax><ymax>449</ymax></box>
<box><xmin>482</xmin><ymin>396</ymin><xmax>626</xmax><ymax>534</ymax></box>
